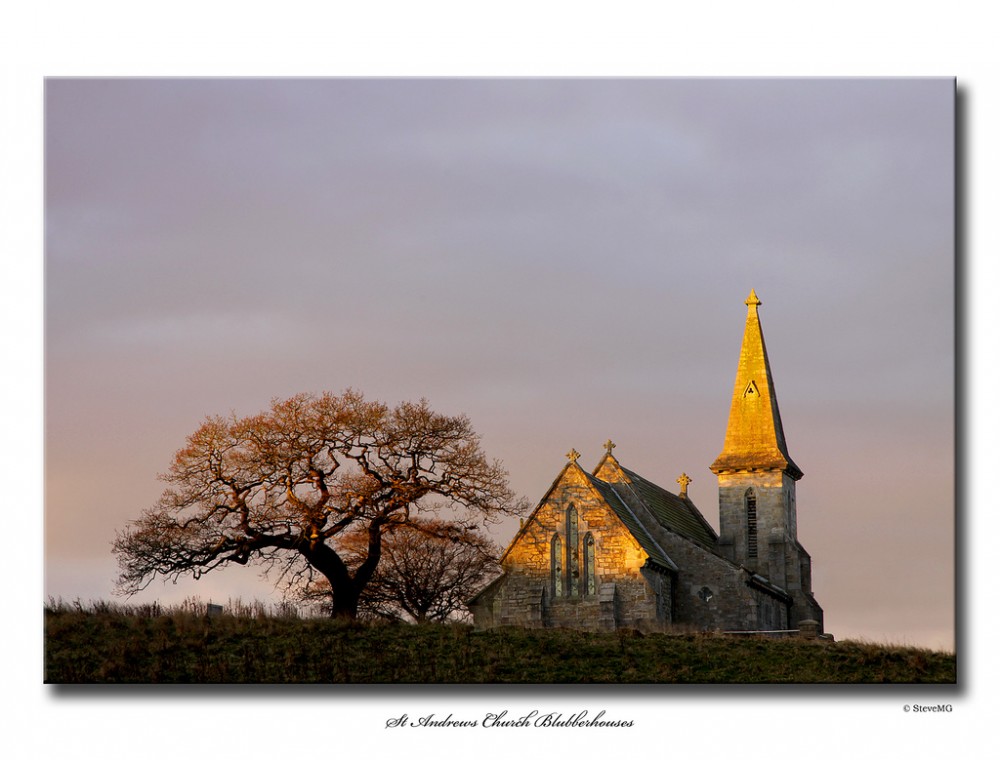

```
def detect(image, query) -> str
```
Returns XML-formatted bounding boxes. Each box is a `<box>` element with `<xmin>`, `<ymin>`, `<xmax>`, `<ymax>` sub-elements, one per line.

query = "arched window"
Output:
<box><xmin>551</xmin><ymin>534</ymin><xmax>563</xmax><ymax>598</ymax></box>
<box><xmin>565</xmin><ymin>505</ymin><xmax>579</xmax><ymax>597</ymax></box>
<box><xmin>745</xmin><ymin>488</ymin><xmax>758</xmax><ymax>559</ymax></box>
<box><xmin>583</xmin><ymin>533</ymin><xmax>596</xmax><ymax>596</ymax></box>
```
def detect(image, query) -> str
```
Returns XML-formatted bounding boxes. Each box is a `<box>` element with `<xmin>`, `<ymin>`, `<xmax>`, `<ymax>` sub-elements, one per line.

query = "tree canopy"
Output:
<box><xmin>114</xmin><ymin>390</ymin><xmax>521</xmax><ymax>618</ymax></box>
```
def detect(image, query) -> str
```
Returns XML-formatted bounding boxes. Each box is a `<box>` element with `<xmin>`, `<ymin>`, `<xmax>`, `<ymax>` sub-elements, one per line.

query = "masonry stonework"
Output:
<box><xmin>469</xmin><ymin>291</ymin><xmax>824</xmax><ymax>635</ymax></box>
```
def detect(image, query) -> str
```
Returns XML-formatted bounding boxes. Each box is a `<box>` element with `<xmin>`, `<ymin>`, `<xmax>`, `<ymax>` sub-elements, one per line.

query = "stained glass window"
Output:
<box><xmin>566</xmin><ymin>506</ymin><xmax>579</xmax><ymax>597</ymax></box>
<box><xmin>551</xmin><ymin>534</ymin><xmax>562</xmax><ymax>598</ymax></box>
<box><xmin>584</xmin><ymin>533</ymin><xmax>596</xmax><ymax>596</ymax></box>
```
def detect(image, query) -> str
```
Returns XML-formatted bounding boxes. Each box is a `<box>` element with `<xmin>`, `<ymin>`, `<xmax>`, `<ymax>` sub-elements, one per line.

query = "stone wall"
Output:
<box><xmin>470</xmin><ymin>573</ymin><xmax>545</xmax><ymax>628</ymax></box>
<box><xmin>716</xmin><ymin>469</ymin><xmax>822</xmax><ymax>631</ymax></box>
<box><xmin>718</xmin><ymin>469</ymin><xmax>790</xmax><ymax>571</ymax></box>
<box><xmin>479</xmin><ymin>463</ymin><xmax>665</xmax><ymax>630</ymax></box>
<box><xmin>653</xmin><ymin>524</ymin><xmax>779</xmax><ymax>630</ymax></box>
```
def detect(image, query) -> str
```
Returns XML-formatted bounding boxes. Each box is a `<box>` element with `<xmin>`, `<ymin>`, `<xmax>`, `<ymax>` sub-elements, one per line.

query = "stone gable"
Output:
<box><xmin>479</xmin><ymin>462</ymin><xmax>666</xmax><ymax>630</ymax></box>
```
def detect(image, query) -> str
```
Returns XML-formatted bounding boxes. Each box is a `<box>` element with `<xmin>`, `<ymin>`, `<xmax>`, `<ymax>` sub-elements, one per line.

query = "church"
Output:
<box><xmin>469</xmin><ymin>290</ymin><xmax>824</xmax><ymax>634</ymax></box>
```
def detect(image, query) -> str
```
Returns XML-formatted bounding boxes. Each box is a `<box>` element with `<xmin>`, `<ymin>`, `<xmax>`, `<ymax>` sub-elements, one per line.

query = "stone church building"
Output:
<box><xmin>469</xmin><ymin>291</ymin><xmax>824</xmax><ymax>633</ymax></box>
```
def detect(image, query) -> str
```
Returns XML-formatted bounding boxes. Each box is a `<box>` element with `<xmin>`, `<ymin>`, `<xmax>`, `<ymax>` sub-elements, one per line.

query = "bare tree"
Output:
<box><xmin>301</xmin><ymin>518</ymin><xmax>501</xmax><ymax>623</ymax></box>
<box><xmin>113</xmin><ymin>390</ymin><xmax>521</xmax><ymax>619</ymax></box>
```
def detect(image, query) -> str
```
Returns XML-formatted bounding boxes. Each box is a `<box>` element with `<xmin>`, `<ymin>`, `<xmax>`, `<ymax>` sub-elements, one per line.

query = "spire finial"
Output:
<box><xmin>566</xmin><ymin>448</ymin><xmax>581</xmax><ymax>463</ymax></box>
<box><xmin>603</xmin><ymin>439</ymin><xmax>616</xmax><ymax>457</ymax></box>
<box><xmin>676</xmin><ymin>472</ymin><xmax>692</xmax><ymax>498</ymax></box>
<box><xmin>745</xmin><ymin>289</ymin><xmax>761</xmax><ymax>308</ymax></box>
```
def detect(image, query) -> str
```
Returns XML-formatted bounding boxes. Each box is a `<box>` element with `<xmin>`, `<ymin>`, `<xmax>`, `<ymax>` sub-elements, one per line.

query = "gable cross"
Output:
<box><xmin>676</xmin><ymin>472</ymin><xmax>692</xmax><ymax>498</ymax></box>
<box><xmin>604</xmin><ymin>439</ymin><xmax>616</xmax><ymax>457</ymax></box>
<box><xmin>566</xmin><ymin>448</ymin><xmax>581</xmax><ymax>463</ymax></box>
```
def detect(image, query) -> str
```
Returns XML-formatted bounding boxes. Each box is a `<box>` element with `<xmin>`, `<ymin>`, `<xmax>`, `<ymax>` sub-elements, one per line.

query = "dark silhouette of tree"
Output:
<box><xmin>300</xmin><ymin>518</ymin><xmax>501</xmax><ymax>622</ymax></box>
<box><xmin>114</xmin><ymin>390</ymin><xmax>521</xmax><ymax>618</ymax></box>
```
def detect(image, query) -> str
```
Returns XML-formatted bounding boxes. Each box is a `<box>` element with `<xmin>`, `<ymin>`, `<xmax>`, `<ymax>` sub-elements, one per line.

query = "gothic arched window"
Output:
<box><xmin>565</xmin><ymin>505</ymin><xmax>579</xmax><ymax>597</ymax></box>
<box><xmin>551</xmin><ymin>534</ymin><xmax>563</xmax><ymax>598</ymax></box>
<box><xmin>583</xmin><ymin>533</ymin><xmax>596</xmax><ymax>596</ymax></box>
<box><xmin>745</xmin><ymin>488</ymin><xmax>758</xmax><ymax>559</ymax></box>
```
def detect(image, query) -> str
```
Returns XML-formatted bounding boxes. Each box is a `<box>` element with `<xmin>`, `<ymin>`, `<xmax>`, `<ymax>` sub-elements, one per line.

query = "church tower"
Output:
<box><xmin>710</xmin><ymin>290</ymin><xmax>822</xmax><ymax>629</ymax></box>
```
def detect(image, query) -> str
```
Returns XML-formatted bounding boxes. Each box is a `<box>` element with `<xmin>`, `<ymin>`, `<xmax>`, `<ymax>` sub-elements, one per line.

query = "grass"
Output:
<box><xmin>44</xmin><ymin>598</ymin><xmax>956</xmax><ymax>684</ymax></box>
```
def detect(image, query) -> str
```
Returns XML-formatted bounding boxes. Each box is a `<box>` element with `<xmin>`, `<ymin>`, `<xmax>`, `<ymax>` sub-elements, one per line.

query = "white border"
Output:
<box><xmin>6</xmin><ymin>1</ymin><xmax>994</xmax><ymax>756</ymax></box>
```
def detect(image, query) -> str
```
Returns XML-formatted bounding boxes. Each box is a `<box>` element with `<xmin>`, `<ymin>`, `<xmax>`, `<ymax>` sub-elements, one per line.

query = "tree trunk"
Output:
<box><xmin>301</xmin><ymin>543</ymin><xmax>363</xmax><ymax>620</ymax></box>
<box><xmin>328</xmin><ymin>583</ymin><xmax>360</xmax><ymax>620</ymax></box>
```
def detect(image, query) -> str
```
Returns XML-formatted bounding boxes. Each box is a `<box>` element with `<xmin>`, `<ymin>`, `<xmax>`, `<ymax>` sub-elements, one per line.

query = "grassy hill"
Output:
<box><xmin>44</xmin><ymin>600</ymin><xmax>955</xmax><ymax>684</ymax></box>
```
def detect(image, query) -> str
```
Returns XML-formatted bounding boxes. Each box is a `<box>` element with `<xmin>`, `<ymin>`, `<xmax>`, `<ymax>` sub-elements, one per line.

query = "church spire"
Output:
<box><xmin>710</xmin><ymin>290</ymin><xmax>802</xmax><ymax>480</ymax></box>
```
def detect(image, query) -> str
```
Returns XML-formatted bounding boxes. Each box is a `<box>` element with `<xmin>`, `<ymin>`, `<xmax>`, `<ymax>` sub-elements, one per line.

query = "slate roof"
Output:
<box><xmin>614</xmin><ymin>466</ymin><xmax>719</xmax><ymax>547</ymax></box>
<box><xmin>583</xmin><ymin>472</ymin><xmax>678</xmax><ymax>572</ymax></box>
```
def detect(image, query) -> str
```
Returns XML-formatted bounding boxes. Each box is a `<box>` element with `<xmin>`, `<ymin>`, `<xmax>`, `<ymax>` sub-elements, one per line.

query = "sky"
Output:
<box><xmin>44</xmin><ymin>78</ymin><xmax>955</xmax><ymax>650</ymax></box>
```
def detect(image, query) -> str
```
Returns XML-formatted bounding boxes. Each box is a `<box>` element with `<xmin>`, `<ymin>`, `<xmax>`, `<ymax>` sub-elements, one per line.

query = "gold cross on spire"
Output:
<box><xmin>566</xmin><ymin>448</ymin><xmax>581</xmax><ymax>463</ymax></box>
<box><xmin>676</xmin><ymin>472</ymin><xmax>692</xmax><ymax>498</ymax></box>
<box><xmin>604</xmin><ymin>439</ymin><xmax>616</xmax><ymax>456</ymax></box>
